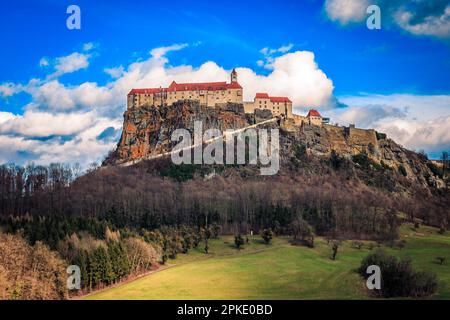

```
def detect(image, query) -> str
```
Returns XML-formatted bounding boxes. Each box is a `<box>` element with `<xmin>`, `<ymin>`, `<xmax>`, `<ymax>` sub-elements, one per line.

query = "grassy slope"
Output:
<box><xmin>85</xmin><ymin>225</ymin><xmax>450</xmax><ymax>300</ymax></box>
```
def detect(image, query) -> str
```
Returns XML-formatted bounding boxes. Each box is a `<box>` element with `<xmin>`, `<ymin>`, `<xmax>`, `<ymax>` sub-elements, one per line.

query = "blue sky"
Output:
<box><xmin>0</xmin><ymin>0</ymin><xmax>449</xmax><ymax>165</ymax></box>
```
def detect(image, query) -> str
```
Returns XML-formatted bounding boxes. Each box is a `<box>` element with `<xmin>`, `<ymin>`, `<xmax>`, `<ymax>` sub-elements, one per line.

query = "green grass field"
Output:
<box><xmin>84</xmin><ymin>224</ymin><xmax>450</xmax><ymax>300</ymax></box>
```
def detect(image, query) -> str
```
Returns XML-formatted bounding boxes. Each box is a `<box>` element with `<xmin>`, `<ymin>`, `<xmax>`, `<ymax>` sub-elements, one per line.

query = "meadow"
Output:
<box><xmin>85</xmin><ymin>224</ymin><xmax>450</xmax><ymax>300</ymax></box>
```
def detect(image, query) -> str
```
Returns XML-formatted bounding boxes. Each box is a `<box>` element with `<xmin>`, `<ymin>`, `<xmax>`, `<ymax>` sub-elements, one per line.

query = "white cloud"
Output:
<box><xmin>52</xmin><ymin>52</ymin><xmax>91</xmax><ymax>77</ymax></box>
<box><xmin>324</xmin><ymin>0</ymin><xmax>369</xmax><ymax>24</ymax></box>
<box><xmin>0</xmin><ymin>110</ymin><xmax>97</xmax><ymax>137</ymax></box>
<box><xmin>324</xmin><ymin>0</ymin><xmax>450</xmax><ymax>39</ymax></box>
<box><xmin>238</xmin><ymin>51</ymin><xmax>334</xmax><ymax>107</ymax></box>
<box><xmin>83</xmin><ymin>42</ymin><xmax>95</xmax><ymax>51</ymax></box>
<box><xmin>258</xmin><ymin>44</ymin><xmax>295</xmax><ymax>69</ymax></box>
<box><xmin>328</xmin><ymin>94</ymin><xmax>450</xmax><ymax>153</ymax></box>
<box><xmin>39</xmin><ymin>57</ymin><xmax>50</xmax><ymax>67</ymax></box>
<box><xmin>0</xmin><ymin>110</ymin><xmax>122</xmax><ymax>166</ymax></box>
<box><xmin>0</xmin><ymin>82</ymin><xmax>23</xmax><ymax>97</ymax></box>
<box><xmin>0</xmin><ymin>111</ymin><xmax>18</xmax><ymax>124</ymax></box>
<box><xmin>395</xmin><ymin>5</ymin><xmax>450</xmax><ymax>38</ymax></box>
<box><xmin>29</xmin><ymin>80</ymin><xmax>114</xmax><ymax>112</ymax></box>
<box><xmin>0</xmin><ymin>133</ymin><xmax>117</xmax><ymax>167</ymax></box>
<box><xmin>149</xmin><ymin>43</ymin><xmax>188</xmax><ymax>59</ymax></box>
<box><xmin>104</xmin><ymin>65</ymin><xmax>125</xmax><ymax>79</ymax></box>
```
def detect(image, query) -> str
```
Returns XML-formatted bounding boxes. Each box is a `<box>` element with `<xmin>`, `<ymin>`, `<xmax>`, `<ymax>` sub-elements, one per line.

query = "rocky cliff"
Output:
<box><xmin>104</xmin><ymin>100</ymin><xmax>445</xmax><ymax>190</ymax></box>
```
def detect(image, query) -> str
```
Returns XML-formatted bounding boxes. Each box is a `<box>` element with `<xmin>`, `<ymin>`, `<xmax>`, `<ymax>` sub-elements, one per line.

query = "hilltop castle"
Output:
<box><xmin>127</xmin><ymin>69</ymin><xmax>327</xmax><ymax>125</ymax></box>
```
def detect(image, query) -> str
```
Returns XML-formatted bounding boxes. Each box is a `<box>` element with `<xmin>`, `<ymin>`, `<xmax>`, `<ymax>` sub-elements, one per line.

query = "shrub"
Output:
<box><xmin>359</xmin><ymin>250</ymin><xmax>438</xmax><ymax>298</ymax></box>
<box><xmin>234</xmin><ymin>234</ymin><xmax>244</xmax><ymax>249</ymax></box>
<box><xmin>261</xmin><ymin>229</ymin><xmax>273</xmax><ymax>244</ymax></box>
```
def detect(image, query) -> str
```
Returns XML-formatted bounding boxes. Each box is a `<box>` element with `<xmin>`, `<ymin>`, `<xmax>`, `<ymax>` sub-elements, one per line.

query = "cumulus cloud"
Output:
<box><xmin>239</xmin><ymin>51</ymin><xmax>334</xmax><ymax>107</ymax></box>
<box><xmin>0</xmin><ymin>82</ymin><xmax>23</xmax><ymax>97</ymax></box>
<box><xmin>328</xmin><ymin>94</ymin><xmax>450</xmax><ymax>154</ymax></box>
<box><xmin>29</xmin><ymin>80</ymin><xmax>114</xmax><ymax>112</ymax></box>
<box><xmin>51</xmin><ymin>52</ymin><xmax>91</xmax><ymax>78</ymax></box>
<box><xmin>395</xmin><ymin>5</ymin><xmax>450</xmax><ymax>38</ymax></box>
<box><xmin>0</xmin><ymin>110</ymin><xmax>122</xmax><ymax>166</ymax></box>
<box><xmin>104</xmin><ymin>65</ymin><xmax>125</xmax><ymax>79</ymax></box>
<box><xmin>325</xmin><ymin>0</ymin><xmax>370</xmax><ymax>24</ymax></box>
<box><xmin>0</xmin><ymin>133</ymin><xmax>118</xmax><ymax>166</ymax></box>
<box><xmin>0</xmin><ymin>110</ymin><xmax>97</xmax><ymax>137</ymax></box>
<box><xmin>0</xmin><ymin>111</ymin><xmax>18</xmax><ymax>124</ymax></box>
<box><xmin>324</xmin><ymin>0</ymin><xmax>450</xmax><ymax>39</ymax></box>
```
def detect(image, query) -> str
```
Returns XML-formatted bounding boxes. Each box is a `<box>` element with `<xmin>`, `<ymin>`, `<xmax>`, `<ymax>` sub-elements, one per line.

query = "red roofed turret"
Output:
<box><xmin>307</xmin><ymin>109</ymin><xmax>322</xmax><ymax>117</ymax></box>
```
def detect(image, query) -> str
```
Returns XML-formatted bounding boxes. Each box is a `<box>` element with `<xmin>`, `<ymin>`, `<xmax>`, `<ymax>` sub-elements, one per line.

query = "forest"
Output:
<box><xmin>0</xmin><ymin>150</ymin><xmax>448</xmax><ymax>298</ymax></box>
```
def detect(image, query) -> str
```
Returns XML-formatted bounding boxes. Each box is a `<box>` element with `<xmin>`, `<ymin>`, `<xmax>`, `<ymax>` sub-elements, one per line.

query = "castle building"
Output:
<box><xmin>292</xmin><ymin>109</ymin><xmax>329</xmax><ymax>126</ymax></box>
<box><xmin>127</xmin><ymin>69</ymin><xmax>293</xmax><ymax>118</ymax></box>
<box><xmin>244</xmin><ymin>93</ymin><xmax>293</xmax><ymax>118</ymax></box>
<box><xmin>127</xmin><ymin>69</ymin><xmax>330</xmax><ymax>125</ymax></box>
<box><xmin>306</xmin><ymin>109</ymin><xmax>323</xmax><ymax>126</ymax></box>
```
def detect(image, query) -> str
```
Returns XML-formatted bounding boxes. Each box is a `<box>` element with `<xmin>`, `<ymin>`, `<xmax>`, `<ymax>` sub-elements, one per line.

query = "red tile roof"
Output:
<box><xmin>255</xmin><ymin>93</ymin><xmax>270</xmax><ymax>99</ymax></box>
<box><xmin>128</xmin><ymin>88</ymin><xmax>162</xmax><ymax>95</ymax></box>
<box><xmin>128</xmin><ymin>81</ymin><xmax>242</xmax><ymax>96</ymax></box>
<box><xmin>307</xmin><ymin>109</ymin><xmax>322</xmax><ymax>117</ymax></box>
<box><xmin>255</xmin><ymin>93</ymin><xmax>291</xmax><ymax>103</ymax></box>
<box><xmin>270</xmin><ymin>96</ymin><xmax>292</xmax><ymax>103</ymax></box>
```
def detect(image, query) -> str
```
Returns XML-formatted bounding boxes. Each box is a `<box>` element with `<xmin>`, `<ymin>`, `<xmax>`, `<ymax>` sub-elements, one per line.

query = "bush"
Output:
<box><xmin>359</xmin><ymin>250</ymin><xmax>438</xmax><ymax>298</ymax></box>
<box><xmin>234</xmin><ymin>234</ymin><xmax>244</xmax><ymax>249</ymax></box>
<box><xmin>260</xmin><ymin>229</ymin><xmax>273</xmax><ymax>244</ymax></box>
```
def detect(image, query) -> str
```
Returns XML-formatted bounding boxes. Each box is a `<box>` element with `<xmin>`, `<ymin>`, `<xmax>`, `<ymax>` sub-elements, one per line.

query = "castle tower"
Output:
<box><xmin>231</xmin><ymin>68</ymin><xmax>237</xmax><ymax>83</ymax></box>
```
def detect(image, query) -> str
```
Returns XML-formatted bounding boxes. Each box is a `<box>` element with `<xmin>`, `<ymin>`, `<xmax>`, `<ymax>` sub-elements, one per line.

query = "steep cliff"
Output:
<box><xmin>104</xmin><ymin>100</ymin><xmax>445</xmax><ymax>191</ymax></box>
<box><xmin>105</xmin><ymin>101</ymin><xmax>253</xmax><ymax>164</ymax></box>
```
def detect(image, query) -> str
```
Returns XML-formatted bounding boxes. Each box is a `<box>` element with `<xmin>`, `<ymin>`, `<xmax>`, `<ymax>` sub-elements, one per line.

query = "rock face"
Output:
<box><xmin>104</xmin><ymin>100</ymin><xmax>444</xmax><ymax>189</ymax></box>
<box><xmin>105</xmin><ymin>101</ymin><xmax>253</xmax><ymax>165</ymax></box>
